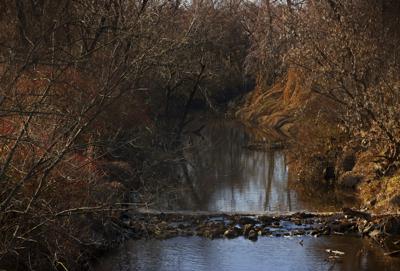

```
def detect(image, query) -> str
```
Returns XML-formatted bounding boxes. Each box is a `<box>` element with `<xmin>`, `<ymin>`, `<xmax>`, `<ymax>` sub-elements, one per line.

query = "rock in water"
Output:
<box><xmin>243</xmin><ymin>224</ymin><xmax>253</xmax><ymax>236</ymax></box>
<box><xmin>239</xmin><ymin>216</ymin><xmax>258</xmax><ymax>225</ymax></box>
<box><xmin>233</xmin><ymin>224</ymin><xmax>243</xmax><ymax>235</ymax></box>
<box><xmin>248</xmin><ymin>230</ymin><xmax>258</xmax><ymax>241</ymax></box>
<box><xmin>224</xmin><ymin>229</ymin><xmax>237</xmax><ymax>239</ymax></box>
<box><xmin>258</xmin><ymin>215</ymin><xmax>274</xmax><ymax>225</ymax></box>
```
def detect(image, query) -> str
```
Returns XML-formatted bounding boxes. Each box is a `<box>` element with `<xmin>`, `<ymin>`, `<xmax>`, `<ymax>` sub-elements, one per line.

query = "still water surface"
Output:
<box><xmin>97</xmin><ymin>236</ymin><xmax>400</xmax><ymax>271</ymax></box>
<box><xmin>96</xmin><ymin>119</ymin><xmax>400</xmax><ymax>271</ymax></box>
<box><xmin>161</xmin><ymin>119</ymin><xmax>349</xmax><ymax>212</ymax></box>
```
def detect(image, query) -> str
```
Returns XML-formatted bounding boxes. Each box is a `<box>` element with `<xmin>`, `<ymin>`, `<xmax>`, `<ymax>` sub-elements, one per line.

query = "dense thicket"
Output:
<box><xmin>247</xmin><ymin>0</ymin><xmax>400</xmax><ymax>175</ymax></box>
<box><xmin>1</xmin><ymin>0</ymin><xmax>400</xmax><ymax>269</ymax></box>
<box><xmin>0</xmin><ymin>1</ymin><xmax>250</xmax><ymax>269</ymax></box>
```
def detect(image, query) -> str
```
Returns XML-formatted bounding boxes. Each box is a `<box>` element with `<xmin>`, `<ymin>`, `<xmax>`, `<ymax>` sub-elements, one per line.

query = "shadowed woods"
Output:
<box><xmin>0</xmin><ymin>1</ymin><xmax>250</xmax><ymax>269</ymax></box>
<box><xmin>1</xmin><ymin>0</ymin><xmax>400</xmax><ymax>270</ymax></box>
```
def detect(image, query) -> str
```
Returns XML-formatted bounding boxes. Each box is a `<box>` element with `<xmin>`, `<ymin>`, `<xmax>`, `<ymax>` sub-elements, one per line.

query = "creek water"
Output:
<box><xmin>95</xmin><ymin>119</ymin><xmax>400</xmax><ymax>271</ymax></box>
<box><xmin>159</xmin><ymin>119</ymin><xmax>349</xmax><ymax>212</ymax></box>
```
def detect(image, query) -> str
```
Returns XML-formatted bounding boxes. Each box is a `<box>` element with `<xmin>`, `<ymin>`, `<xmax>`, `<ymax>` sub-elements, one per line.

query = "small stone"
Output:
<box><xmin>239</xmin><ymin>217</ymin><xmax>258</xmax><ymax>225</ymax></box>
<box><xmin>158</xmin><ymin>221</ymin><xmax>168</xmax><ymax>229</ymax></box>
<box><xmin>293</xmin><ymin>212</ymin><xmax>315</xmax><ymax>219</ymax></box>
<box><xmin>177</xmin><ymin>223</ymin><xmax>186</xmax><ymax>229</ymax></box>
<box><xmin>203</xmin><ymin>230</ymin><xmax>214</xmax><ymax>239</ymax></box>
<box><xmin>248</xmin><ymin>230</ymin><xmax>258</xmax><ymax>241</ymax></box>
<box><xmin>262</xmin><ymin>227</ymin><xmax>272</xmax><ymax>236</ymax></box>
<box><xmin>258</xmin><ymin>215</ymin><xmax>274</xmax><ymax>225</ymax></box>
<box><xmin>224</xmin><ymin>229</ymin><xmax>237</xmax><ymax>238</ymax></box>
<box><xmin>271</xmin><ymin>221</ymin><xmax>280</xmax><ymax>228</ymax></box>
<box><xmin>293</xmin><ymin>219</ymin><xmax>302</xmax><ymax>226</ymax></box>
<box><xmin>293</xmin><ymin>229</ymin><xmax>306</xmax><ymax>236</ymax></box>
<box><xmin>254</xmin><ymin>224</ymin><xmax>263</xmax><ymax>231</ymax></box>
<box><xmin>243</xmin><ymin>224</ymin><xmax>253</xmax><ymax>236</ymax></box>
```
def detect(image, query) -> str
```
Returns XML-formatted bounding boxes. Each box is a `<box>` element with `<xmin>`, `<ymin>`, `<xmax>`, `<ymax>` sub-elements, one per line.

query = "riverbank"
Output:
<box><xmin>91</xmin><ymin>118</ymin><xmax>400</xmax><ymax>268</ymax></box>
<box><xmin>235</xmin><ymin>70</ymin><xmax>400</xmax><ymax>214</ymax></box>
<box><xmin>86</xmin><ymin>116</ymin><xmax>400</xmax><ymax>271</ymax></box>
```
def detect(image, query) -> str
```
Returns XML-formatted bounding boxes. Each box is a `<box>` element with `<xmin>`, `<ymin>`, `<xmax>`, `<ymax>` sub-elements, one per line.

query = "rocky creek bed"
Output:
<box><xmin>112</xmin><ymin>209</ymin><xmax>400</xmax><ymax>257</ymax></box>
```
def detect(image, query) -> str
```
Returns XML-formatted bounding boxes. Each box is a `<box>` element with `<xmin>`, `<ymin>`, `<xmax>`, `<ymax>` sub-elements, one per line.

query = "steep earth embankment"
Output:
<box><xmin>236</xmin><ymin>69</ymin><xmax>310</xmax><ymax>137</ymax></box>
<box><xmin>236</xmin><ymin>70</ymin><xmax>400</xmax><ymax>213</ymax></box>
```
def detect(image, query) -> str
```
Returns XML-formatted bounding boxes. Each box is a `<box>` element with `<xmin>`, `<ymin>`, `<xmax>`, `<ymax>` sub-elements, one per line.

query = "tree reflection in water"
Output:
<box><xmin>95</xmin><ymin>120</ymin><xmax>400</xmax><ymax>271</ymax></box>
<box><xmin>167</xmin><ymin>120</ymin><xmax>317</xmax><ymax>212</ymax></box>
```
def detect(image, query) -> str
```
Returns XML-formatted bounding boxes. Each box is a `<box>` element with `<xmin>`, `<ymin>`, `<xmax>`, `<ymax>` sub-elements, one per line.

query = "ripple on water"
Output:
<box><xmin>95</xmin><ymin>236</ymin><xmax>400</xmax><ymax>271</ymax></box>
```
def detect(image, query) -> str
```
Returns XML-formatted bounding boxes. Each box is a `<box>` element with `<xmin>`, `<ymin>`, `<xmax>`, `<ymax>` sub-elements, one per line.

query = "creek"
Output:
<box><xmin>95</xmin><ymin>119</ymin><xmax>400</xmax><ymax>271</ymax></box>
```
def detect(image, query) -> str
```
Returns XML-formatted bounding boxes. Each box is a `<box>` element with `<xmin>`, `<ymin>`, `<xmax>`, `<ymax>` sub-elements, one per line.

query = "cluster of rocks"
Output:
<box><xmin>118</xmin><ymin>209</ymin><xmax>400</xmax><ymax>255</ymax></box>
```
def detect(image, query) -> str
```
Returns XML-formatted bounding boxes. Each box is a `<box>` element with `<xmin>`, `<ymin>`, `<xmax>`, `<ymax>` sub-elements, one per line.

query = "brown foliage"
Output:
<box><xmin>0</xmin><ymin>0</ymin><xmax>252</xmax><ymax>269</ymax></box>
<box><xmin>241</xmin><ymin>0</ymin><xmax>400</xmax><ymax>183</ymax></box>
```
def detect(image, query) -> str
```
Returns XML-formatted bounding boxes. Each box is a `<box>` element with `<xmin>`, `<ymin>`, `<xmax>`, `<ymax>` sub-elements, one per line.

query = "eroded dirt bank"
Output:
<box><xmin>235</xmin><ymin>70</ymin><xmax>400</xmax><ymax>214</ymax></box>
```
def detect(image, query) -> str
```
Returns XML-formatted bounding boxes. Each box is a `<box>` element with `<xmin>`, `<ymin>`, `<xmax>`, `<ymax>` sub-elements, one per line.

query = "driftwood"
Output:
<box><xmin>342</xmin><ymin>207</ymin><xmax>372</xmax><ymax>221</ymax></box>
<box><xmin>384</xmin><ymin>250</ymin><xmax>400</xmax><ymax>257</ymax></box>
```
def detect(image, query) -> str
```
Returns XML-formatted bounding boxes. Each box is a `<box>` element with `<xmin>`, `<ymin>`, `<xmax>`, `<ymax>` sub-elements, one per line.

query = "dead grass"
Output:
<box><xmin>238</xmin><ymin>69</ymin><xmax>400</xmax><ymax>213</ymax></box>
<box><xmin>359</xmin><ymin>174</ymin><xmax>400</xmax><ymax>213</ymax></box>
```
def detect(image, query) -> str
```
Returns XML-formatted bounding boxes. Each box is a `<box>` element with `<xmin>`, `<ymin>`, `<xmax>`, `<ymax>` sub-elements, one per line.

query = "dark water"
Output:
<box><xmin>96</xmin><ymin>236</ymin><xmax>400</xmax><ymax>271</ymax></box>
<box><xmin>178</xmin><ymin>121</ymin><xmax>296</xmax><ymax>212</ymax></box>
<box><xmin>96</xmin><ymin>119</ymin><xmax>400</xmax><ymax>271</ymax></box>
<box><xmin>160</xmin><ymin>120</ymin><xmax>349</xmax><ymax>212</ymax></box>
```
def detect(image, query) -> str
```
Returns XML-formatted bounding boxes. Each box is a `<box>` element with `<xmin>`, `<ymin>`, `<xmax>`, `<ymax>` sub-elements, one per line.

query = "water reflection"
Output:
<box><xmin>95</xmin><ymin>236</ymin><xmax>400</xmax><ymax>271</ymax></box>
<box><xmin>95</xmin><ymin>119</ymin><xmax>398</xmax><ymax>271</ymax></box>
<box><xmin>165</xmin><ymin>120</ymin><xmax>333</xmax><ymax>212</ymax></box>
